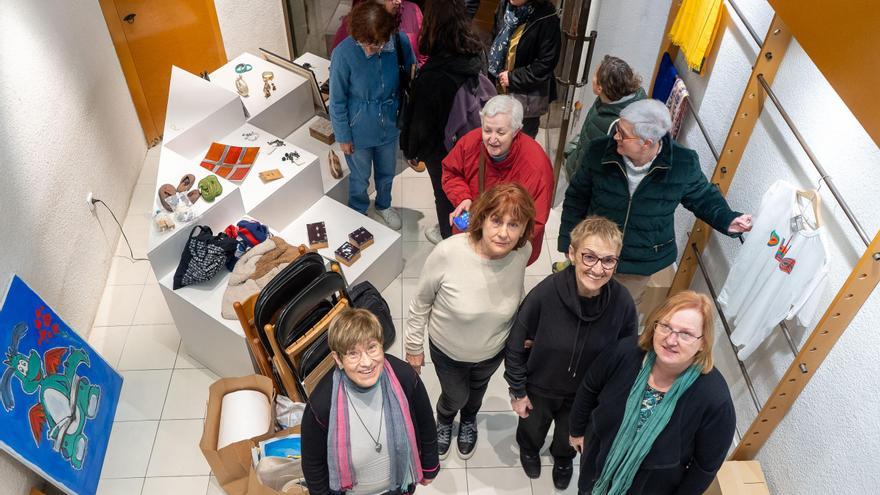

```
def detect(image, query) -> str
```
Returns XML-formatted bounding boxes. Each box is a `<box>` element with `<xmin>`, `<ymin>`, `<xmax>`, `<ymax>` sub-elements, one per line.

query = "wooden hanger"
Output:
<box><xmin>795</xmin><ymin>188</ymin><xmax>822</xmax><ymax>228</ymax></box>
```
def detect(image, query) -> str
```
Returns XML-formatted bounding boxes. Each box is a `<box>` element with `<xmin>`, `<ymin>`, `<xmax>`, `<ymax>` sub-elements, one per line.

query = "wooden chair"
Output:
<box><xmin>233</xmin><ymin>293</ymin><xmax>280</xmax><ymax>392</ymax></box>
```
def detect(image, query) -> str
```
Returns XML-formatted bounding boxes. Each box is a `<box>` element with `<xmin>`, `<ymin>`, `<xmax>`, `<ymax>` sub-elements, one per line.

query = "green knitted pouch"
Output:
<box><xmin>198</xmin><ymin>175</ymin><xmax>222</xmax><ymax>202</ymax></box>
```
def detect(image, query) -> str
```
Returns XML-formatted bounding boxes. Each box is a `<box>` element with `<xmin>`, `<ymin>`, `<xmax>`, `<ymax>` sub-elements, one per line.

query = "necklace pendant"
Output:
<box><xmin>375</xmin><ymin>443</ymin><xmax>382</xmax><ymax>453</ymax></box>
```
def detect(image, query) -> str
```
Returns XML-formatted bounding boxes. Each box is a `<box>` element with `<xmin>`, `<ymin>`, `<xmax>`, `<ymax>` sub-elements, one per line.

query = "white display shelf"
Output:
<box><xmin>210</xmin><ymin>53</ymin><xmax>313</xmax><ymax>139</ymax></box>
<box><xmin>285</xmin><ymin>115</ymin><xmax>350</xmax><ymax>204</ymax></box>
<box><xmin>157</xmin><ymin>195</ymin><xmax>402</xmax><ymax>377</ymax></box>
<box><xmin>293</xmin><ymin>52</ymin><xmax>330</xmax><ymax>87</ymax></box>
<box><xmin>147</xmin><ymin>149</ymin><xmax>244</xmax><ymax>277</ymax></box>
<box><xmin>164</xmin><ymin>66</ymin><xmax>246</xmax><ymax>160</ymax></box>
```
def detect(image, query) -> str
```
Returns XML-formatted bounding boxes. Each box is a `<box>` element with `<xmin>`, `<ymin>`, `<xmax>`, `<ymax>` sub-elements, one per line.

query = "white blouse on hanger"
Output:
<box><xmin>718</xmin><ymin>180</ymin><xmax>828</xmax><ymax>360</ymax></box>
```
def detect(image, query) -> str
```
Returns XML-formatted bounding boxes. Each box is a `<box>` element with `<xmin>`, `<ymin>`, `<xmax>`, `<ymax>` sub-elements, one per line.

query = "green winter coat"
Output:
<box><xmin>563</xmin><ymin>88</ymin><xmax>647</xmax><ymax>179</ymax></box>
<box><xmin>558</xmin><ymin>135</ymin><xmax>742</xmax><ymax>276</ymax></box>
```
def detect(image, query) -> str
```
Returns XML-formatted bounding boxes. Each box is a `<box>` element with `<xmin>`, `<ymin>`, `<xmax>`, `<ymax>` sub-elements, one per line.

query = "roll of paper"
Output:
<box><xmin>217</xmin><ymin>389</ymin><xmax>271</xmax><ymax>449</ymax></box>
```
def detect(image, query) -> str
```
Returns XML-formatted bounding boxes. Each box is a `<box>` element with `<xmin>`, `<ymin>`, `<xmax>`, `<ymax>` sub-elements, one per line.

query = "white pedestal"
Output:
<box><xmin>293</xmin><ymin>52</ymin><xmax>330</xmax><ymax>87</ymax></box>
<box><xmin>286</xmin><ymin>115</ymin><xmax>350</xmax><ymax>204</ymax></box>
<box><xmin>164</xmin><ymin>67</ymin><xmax>246</xmax><ymax>160</ymax></box>
<box><xmin>210</xmin><ymin>53</ymin><xmax>313</xmax><ymax>139</ymax></box>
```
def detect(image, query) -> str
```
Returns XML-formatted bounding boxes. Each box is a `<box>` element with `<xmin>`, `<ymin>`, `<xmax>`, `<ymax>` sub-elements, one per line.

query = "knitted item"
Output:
<box><xmin>591</xmin><ymin>352</ymin><xmax>701</xmax><ymax>495</ymax></box>
<box><xmin>668</xmin><ymin>0</ymin><xmax>723</xmax><ymax>73</ymax></box>
<box><xmin>666</xmin><ymin>77</ymin><xmax>690</xmax><ymax>140</ymax></box>
<box><xmin>200</xmin><ymin>143</ymin><xmax>260</xmax><ymax>182</ymax></box>
<box><xmin>652</xmin><ymin>53</ymin><xmax>678</xmax><ymax>103</ymax></box>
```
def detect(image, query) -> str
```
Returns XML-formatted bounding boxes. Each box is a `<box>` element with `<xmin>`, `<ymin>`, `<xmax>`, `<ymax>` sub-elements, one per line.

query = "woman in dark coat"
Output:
<box><xmin>302</xmin><ymin>309</ymin><xmax>438</xmax><ymax>494</ymax></box>
<box><xmin>488</xmin><ymin>0</ymin><xmax>561</xmax><ymax>138</ymax></box>
<box><xmin>569</xmin><ymin>291</ymin><xmax>736</xmax><ymax>494</ymax></box>
<box><xmin>400</xmin><ymin>0</ymin><xmax>486</xmax><ymax>243</ymax></box>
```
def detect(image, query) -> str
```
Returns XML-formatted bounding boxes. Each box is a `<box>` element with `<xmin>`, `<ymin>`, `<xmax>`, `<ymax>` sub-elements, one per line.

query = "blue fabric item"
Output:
<box><xmin>487</xmin><ymin>2</ymin><xmax>534</xmax><ymax>77</ymax></box>
<box><xmin>652</xmin><ymin>52</ymin><xmax>678</xmax><ymax>103</ymax></box>
<box><xmin>236</xmin><ymin>219</ymin><xmax>269</xmax><ymax>246</ymax></box>
<box><xmin>344</xmin><ymin>139</ymin><xmax>398</xmax><ymax>213</ymax></box>
<box><xmin>329</xmin><ymin>34</ymin><xmax>416</xmax><ymax>148</ymax></box>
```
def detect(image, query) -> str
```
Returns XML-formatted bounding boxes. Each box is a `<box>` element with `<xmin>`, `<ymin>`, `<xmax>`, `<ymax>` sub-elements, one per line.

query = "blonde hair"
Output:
<box><xmin>639</xmin><ymin>290</ymin><xmax>715</xmax><ymax>374</ymax></box>
<box><xmin>568</xmin><ymin>216</ymin><xmax>623</xmax><ymax>253</ymax></box>
<box><xmin>328</xmin><ymin>308</ymin><xmax>383</xmax><ymax>355</ymax></box>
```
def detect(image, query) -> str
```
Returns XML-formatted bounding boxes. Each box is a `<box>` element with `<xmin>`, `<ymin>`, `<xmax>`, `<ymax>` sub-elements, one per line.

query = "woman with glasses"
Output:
<box><xmin>329</xmin><ymin>1</ymin><xmax>416</xmax><ymax>230</ymax></box>
<box><xmin>558</xmin><ymin>98</ymin><xmax>752</xmax><ymax>308</ymax></box>
<box><xmin>302</xmin><ymin>308</ymin><xmax>438</xmax><ymax>495</ymax></box>
<box><xmin>504</xmin><ymin>216</ymin><xmax>637</xmax><ymax>490</ymax></box>
<box><xmin>406</xmin><ymin>183</ymin><xmax>536</xmax><ymax>461</ymax></box>
<box><xmin>569</xmin><ymin>290</ymin><xmax>736</xmax><ymax>494</ymax></box>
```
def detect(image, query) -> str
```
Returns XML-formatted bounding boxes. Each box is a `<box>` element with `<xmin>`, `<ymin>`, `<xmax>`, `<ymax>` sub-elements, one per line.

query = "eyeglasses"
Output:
<box><xmin>610</xmin><ymin>121</ymin><xmax>642</xmax><ymax>142</ymax></box>
<box><xmin>580</xmin><ymin>250</ymin><xmax>619</xmax><ymax>270</ymax></box>
<box><xmin>358</xmin><ymin>40</ymin><xmax>387</xmax><ymax>51</ymax></box>
<box><xmin>342</xmin><ymin>341</ymin><xmax>383</xmax><ymax>364</ymax></box>
<box><xmin>654</xmin><ymin>321</ymin><xmax>703</xmax><ymax>344</ymax></box>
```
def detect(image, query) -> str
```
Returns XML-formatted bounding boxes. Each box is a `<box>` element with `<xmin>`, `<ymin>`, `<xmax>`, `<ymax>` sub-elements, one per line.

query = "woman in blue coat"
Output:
<box><xmin>330</xmin><ymin>1</ymin><xmax>416</xmax><ymax>230</ymax></box>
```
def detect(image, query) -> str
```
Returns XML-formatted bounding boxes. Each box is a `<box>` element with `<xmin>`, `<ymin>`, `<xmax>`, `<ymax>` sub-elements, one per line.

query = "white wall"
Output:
<box><xmin>214</xmin><ymin>0</ymin><xmax>290</xmax><ymax>59</ymax></box>
<box><xmin>0</xmin><ymin>0</ymin><xmax>146</xmax><ymax>492</ymax></box>
<box><xmin>592</xmin><ymin>0</ymin><xmax>880</xmax><ymax>492</ymax></box>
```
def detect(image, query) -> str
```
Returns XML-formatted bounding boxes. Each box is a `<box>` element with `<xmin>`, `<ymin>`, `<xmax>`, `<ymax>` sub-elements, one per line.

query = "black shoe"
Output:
<box><xmin>552</xmin><ymin>461</ymin><xmax>574</xmax><ymax>490</ymax></box>
<box><xmin>437</xmin><ymin>421</ymin><xmax>453</xmax><ymax>460</ymax></box>
<box><xmin>520</xmin><ymin>451</ymin><xmax>541</xmax><ymax>479</ymax></box>
<box><xmin>457</xmin><ymin>420</ymin><xmax>478</xmax><ymax>459</ymax></box>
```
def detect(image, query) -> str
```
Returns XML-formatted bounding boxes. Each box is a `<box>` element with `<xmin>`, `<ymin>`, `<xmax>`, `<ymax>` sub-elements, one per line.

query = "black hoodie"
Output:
<box><xmin>504</xmin><ymin>266</ymin><xmax>637</xmax><ymax>399</ymax></box>
<box><xmin>400</xmin><ymin>52</ymin><xmax>484</xmax><ymax>164</ymax></box>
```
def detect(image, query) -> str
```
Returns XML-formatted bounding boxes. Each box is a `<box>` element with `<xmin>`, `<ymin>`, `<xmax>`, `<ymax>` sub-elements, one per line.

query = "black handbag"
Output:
<box><xmin>394</xmin><ymin>32</ymin><xmax>414</xmax><ymax>130</ymax></box>
<box><xmin>172</xmin><ymin>226</ymin><xmax>236</xmax><ymax>290</ymax></box>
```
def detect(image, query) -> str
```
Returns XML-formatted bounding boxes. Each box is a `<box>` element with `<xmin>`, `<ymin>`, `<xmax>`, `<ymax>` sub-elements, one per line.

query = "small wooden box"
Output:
<box><xmin>308</xmin><ymin>117</ymin><xmax>335</xmax><ymax>145</ymax></box>
<box><xmin>334</xmin><ymin>241</ymin><xmax>361</xmax><ymax>267</ymax></box>
<box><xmin>306</xmin><ymin>221</ymin><xmax>328</xmax><ymax>250</ymax></box>
<box><xmin>259</xmin><ymin>169</ymin><xmax>283</xmax><ymax>182</ymax></box>
<box><xmin>348</xmin><ymin>227</ymin><xmax>374</xmax><ymax>249</ymax></box>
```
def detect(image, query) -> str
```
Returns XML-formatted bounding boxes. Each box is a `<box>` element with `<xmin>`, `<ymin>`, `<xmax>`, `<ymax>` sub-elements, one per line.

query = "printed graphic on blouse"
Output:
<box><xmin>637</xmin><ymin>386</ymin><xmax>665</xmax><ymax>432</ymax></box>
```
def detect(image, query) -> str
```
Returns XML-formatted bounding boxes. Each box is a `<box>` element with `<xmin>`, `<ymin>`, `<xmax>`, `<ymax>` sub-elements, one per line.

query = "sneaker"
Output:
<box><xmin>520</xmin><ymin>451</ymin><xmax>541</xmax><ymax>479</ymax></box>
<box><xmin>552</xmin><ymin>260</ymin><xmax>571</xmax><ymax>273</ymax></box>
<box><xmin>552</xmin><ymin>460</ymin><xmax>574</xmax><ymax>489</ymax></box>
<box><xmin>457</xmin><ymin>420</ymin><xmax>478</xmax><ymax>459</ymax></box>
<box><xmin>437</xmin><ymin>421</ymin><xmax>453</xmax><ymax>460</ymax></box>
<box><xmin>424</xmin><ymin>225</ymin><xmax>443</xmax><ymax>245</ymax></box>
<box><xmin>375</xmin><ymin>207</ymin><xmax>402</xmax><ymax>231</ymax></box>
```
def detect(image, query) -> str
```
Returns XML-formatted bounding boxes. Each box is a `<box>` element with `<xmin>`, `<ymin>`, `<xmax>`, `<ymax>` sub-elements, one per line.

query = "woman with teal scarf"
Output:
<box><xmin>569</xmin><ymin>291</ymin><xmax>735</xmax><ymax>494</ymax></box>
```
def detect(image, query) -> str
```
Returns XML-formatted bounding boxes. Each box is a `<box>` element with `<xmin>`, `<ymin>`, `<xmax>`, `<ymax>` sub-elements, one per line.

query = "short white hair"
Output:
<box><xmin>619</xmin><ymin>99</ymin><xmax>672</xmax><ymax>142</ymax></box>
<box><xmin>480</xmin><ymin>95</ymin><xmax>523</xmax><ymax>131</ymax></box>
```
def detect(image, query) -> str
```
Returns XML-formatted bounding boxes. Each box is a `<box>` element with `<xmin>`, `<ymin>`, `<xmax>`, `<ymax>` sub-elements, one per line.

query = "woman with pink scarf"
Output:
<box><xmin>333</xmin><ymin>0</ymin><xmax>426</xmax><ymax>66</ymax></box>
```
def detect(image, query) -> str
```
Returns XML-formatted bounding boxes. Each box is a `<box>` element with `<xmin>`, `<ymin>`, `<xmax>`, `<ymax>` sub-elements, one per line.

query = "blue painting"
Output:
<box><xmin>0</xmin><ymin>275</ymin><xmax>122</xmax><ymax>495</ymax></box>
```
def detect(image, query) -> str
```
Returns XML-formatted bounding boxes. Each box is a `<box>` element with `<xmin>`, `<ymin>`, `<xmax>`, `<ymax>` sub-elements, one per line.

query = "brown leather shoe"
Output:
<box><xmin>177</xmin><ymin>173</ymin><xmax>196</xmax><ymax>192</ymax></box>
<box><xmin>158</xmin><ymin>184</ymin><xmax>176</xmax><ymax>212</ymax></box>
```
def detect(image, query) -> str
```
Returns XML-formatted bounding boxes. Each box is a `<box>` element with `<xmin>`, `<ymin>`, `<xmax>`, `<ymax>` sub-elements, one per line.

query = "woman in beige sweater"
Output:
<box><xmin>406</xmin><ymin>182</ymin><xmax>535</xmax><ymax>461</ymax></box>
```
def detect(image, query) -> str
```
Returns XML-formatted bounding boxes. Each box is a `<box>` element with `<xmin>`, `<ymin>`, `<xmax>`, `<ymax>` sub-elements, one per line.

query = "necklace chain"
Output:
<box><xmin>344</xmin><ymin>385</ymin><xmax>385</xmax><ymax>452</ymax></box>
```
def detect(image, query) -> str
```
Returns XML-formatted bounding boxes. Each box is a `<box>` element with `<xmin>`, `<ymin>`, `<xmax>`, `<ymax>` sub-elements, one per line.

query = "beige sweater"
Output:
<box><xmin>406</xmin><ymin>234</ymin><xmax>530</xmax><ymax>362</ymax></box>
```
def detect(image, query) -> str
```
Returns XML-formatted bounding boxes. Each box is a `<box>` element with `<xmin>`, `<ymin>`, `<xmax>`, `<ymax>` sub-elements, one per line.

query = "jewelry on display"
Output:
<box><xmin>266</xmin><ymin>139</ymin><xmax>286</xmax><ymax>155</ymax></box>
<box><xmin>235</xmin><ymin>74</ymin><xmax>249</xmax><ymax>97</ymax></box>
<box><xmin>281</xmin><ymin>151</ymin><xmax>301</xmax><ymax>163</ymax></box>
<box><xmin>262</xmin><ymin>71</ymin><xmax>275</xmax><ymax>98</ymax></box>
<box><xmin>242</xmin><ymin>131</ymin><xmax>260</xmax><ymax>141</ymax></box>
<box><xmin>235</xmin><ymin>63</ymin><xmax>253</xmax><ymax>74</ymax></box>
<box><xmin>344</xmin><ymin>387</ymin><xmax>384</xmax><ymax>453</ymax></box>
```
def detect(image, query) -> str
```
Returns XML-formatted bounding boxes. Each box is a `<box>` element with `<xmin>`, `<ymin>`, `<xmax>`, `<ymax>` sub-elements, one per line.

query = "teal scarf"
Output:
<box><xmin>592</xmin><ymin>352</ymin><xmax>701</xmax><ymax>495</ymax></box>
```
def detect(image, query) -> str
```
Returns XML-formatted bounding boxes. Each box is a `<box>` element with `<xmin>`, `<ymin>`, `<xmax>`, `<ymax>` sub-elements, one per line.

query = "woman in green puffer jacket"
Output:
<box><xmin>564</xmin><ymin>56</ymin><xmax>646</xmax><ymax>180</ymax></box>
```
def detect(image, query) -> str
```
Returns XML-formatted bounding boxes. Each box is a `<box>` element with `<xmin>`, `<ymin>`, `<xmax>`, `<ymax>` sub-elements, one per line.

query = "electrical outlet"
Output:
<box><xmin>86</xmin><ymin>192</ymin><xmax>96</xmax><ymax>212</ymax></box>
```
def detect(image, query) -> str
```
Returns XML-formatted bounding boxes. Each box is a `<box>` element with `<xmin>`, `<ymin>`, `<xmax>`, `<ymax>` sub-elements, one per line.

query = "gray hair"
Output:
<box><xmin>619</xmin><ymin>99</ymin><xmax>672</xmax><ymax>142</ymax></box>
<box><xmin>480</xmin><ymin>95</ymin><xmax>523</xmax><ymax>131</ymax></box>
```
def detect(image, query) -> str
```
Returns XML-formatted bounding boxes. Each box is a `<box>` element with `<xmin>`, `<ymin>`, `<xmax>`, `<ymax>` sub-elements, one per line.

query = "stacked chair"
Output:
<box><xmin>233</xmin><ymin>251</ymin><xmax>349</xmax><ymax>401</ymax></box>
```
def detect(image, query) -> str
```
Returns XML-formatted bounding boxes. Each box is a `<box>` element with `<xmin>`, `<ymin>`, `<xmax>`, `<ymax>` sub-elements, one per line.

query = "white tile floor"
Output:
<box><xmin>95</xmin><ymin>138</ymin><xmax>575</xmax><ymax>494</ymax></box>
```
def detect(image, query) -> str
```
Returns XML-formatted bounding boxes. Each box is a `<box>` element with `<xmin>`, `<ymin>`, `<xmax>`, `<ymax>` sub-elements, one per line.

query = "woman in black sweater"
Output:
<box><xmin>400</xmin><ymin>0</ymin><xmax>485</xmax><ymax>242</ymax></box>
<box><xmin>505</xmin><ymin>216</ymin><xmax>637</xmax><ymax>490</ymax></box>
<box><xmin>570</xmin><ymin>291</ymin><xmax>736</xmax><ymax>494</ymax></box>
<box><xmin>302</xmin><ymin>309</ymin><xmax>438</xmax><ymax>494</ymax></box>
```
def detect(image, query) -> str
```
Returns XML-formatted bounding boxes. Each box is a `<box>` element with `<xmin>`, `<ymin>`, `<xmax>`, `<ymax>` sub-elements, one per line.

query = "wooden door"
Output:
<box><xmin>100</xmin><ymin>0</ymin><xmax>228</xmax><ymax>145</ymax></box>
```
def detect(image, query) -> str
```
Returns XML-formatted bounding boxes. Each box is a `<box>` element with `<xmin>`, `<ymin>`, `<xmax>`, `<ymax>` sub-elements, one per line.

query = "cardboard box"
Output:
<box><xmin>640</xmin><ymin>265</ymin><xmax>675</xmax><ymax>317</ymax></box>
<box><xmin>247</xmin><ymin>425</ymin><xmax>308</xmax><ymax>495</ymax></box>
<box><xmin>200</xmin><ymin>375</ymin><xmax>275</xmax><ymax>493</ymax></box>
<box><xmin>704</xmin><ymin>461</ymin><xmax>770</xmax><ymax>495</ymax></box>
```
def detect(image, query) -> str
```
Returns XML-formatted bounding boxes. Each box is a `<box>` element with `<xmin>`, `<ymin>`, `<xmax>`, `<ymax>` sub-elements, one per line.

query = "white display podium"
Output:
<box><xmin>210</xmin><ymin>53</ymin><xmax>313</xmax><ymax>139</ymax></box>
<box><xmin>149</xmin><ymin>59</ymin><xmax>404</xmax><ymax>378</ymax></box>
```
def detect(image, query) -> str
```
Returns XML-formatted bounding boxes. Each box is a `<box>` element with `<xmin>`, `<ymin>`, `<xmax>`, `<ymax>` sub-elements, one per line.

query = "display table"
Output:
<box><xmin>210</xmin><ymin>53</ymin><xmax>313</xmax><ymax>139</ymax></box>
<box><xmin>149</xmin><ymin>59</ymin><xmax>403</xmax><ymax>377</ymax></box>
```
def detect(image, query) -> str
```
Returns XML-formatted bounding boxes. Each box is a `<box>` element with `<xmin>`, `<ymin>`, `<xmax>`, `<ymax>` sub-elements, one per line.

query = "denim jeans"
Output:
<box><xmin>430</xmin><ymin>341</ymin><xmax>504</xmax><ymax>424</ymax></box>
<box><xmin>343</xmin><ymin>139</ymin><xmax>397</xmax><ymax>213</ymax></box>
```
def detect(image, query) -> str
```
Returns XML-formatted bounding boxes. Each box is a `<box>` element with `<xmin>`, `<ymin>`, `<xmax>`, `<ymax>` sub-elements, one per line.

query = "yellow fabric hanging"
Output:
<box><xmin>669</xmin><ymin>0</ymin><xmax>724</xmax><ymax>73</ymax></box>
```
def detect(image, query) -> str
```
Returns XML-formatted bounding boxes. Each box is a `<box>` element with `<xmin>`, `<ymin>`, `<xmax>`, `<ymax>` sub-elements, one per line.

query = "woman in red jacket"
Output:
<box><xmin>441</xmin><ymin>94</ymin><xmax>553</xmax><ymax>265</ymax></box>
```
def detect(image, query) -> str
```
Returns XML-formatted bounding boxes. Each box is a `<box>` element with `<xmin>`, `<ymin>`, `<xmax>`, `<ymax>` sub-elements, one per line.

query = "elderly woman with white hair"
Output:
<box><xmin>559</xmin><ymin>99</ymin><xmax>753</xmax><ymax>307</ymax></box>
<box><xmin>442</xmin><ymin>94</ymin><xmax>554</xmax><ymax>265</ymax></box>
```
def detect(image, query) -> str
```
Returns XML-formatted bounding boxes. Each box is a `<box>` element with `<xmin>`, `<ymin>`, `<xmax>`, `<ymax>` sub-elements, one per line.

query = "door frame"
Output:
<box><xmin>98</xmin><ymin>0</ymin><xmax>227</xmax><ymax>146</ymax></box>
